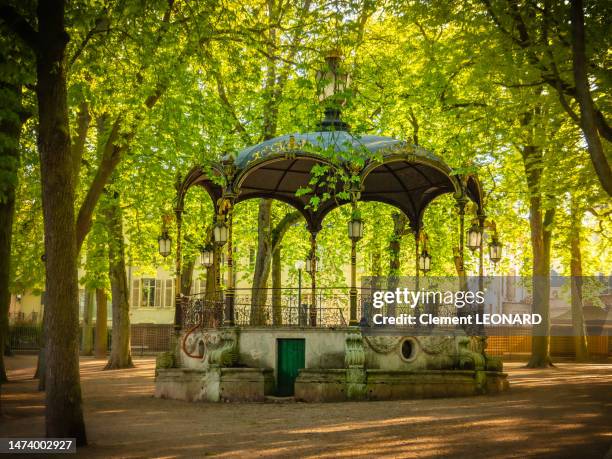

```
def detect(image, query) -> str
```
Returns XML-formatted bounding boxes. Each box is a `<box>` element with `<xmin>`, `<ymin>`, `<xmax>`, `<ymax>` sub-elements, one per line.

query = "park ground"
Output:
<box><xmin>1</xmin><ymin>356</ymin><xmax>611</xmax><ymax>458</ymax></box>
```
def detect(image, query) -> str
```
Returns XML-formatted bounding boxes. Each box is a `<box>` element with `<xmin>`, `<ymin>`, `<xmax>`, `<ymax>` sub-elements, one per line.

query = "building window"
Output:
<box><xmin>131</xmin><ymin>278</ymin><xmax>172</xmax><ymax>308</ymax></box>
<box><xmin>141</xmin><ymin>278</ymin><xmax>156</xmax><ymax>307</ymax></box>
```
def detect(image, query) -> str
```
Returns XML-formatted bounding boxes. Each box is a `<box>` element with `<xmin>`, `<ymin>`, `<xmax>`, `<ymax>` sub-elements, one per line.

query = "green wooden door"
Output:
<box><xmin>276</xmin><ymin>339</ymin><xmax>305</xmax><ymax>396</ymax></box>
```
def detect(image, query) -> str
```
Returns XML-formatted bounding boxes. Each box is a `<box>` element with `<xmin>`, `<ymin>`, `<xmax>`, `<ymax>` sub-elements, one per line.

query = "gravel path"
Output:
<box><xmin>1</xmin><ymin>355</ymin><xmax>611</xmax><ymax>458</ymax></box>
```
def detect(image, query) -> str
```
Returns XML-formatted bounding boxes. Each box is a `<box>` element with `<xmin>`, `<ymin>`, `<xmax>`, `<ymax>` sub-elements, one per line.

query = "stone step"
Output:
<box><xmin>264</xmin><ymin>395</ymin><xmax>296</xmax><ymax>403</ymax></box>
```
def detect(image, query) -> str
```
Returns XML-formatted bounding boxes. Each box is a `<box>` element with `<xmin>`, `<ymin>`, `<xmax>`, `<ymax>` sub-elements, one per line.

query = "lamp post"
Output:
<box><xmin>348</xmin><ymin>211</ymin><xmax>363</xmax><ymax>325</ymax></box>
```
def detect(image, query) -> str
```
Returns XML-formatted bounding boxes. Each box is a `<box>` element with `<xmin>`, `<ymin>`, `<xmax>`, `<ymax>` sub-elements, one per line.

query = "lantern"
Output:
<box><xmin>489</xmin><ymin>236</ymin><xmax>503</xmax><ymax>264</ymax></box>
<box><xmin>316</xmin><ymin>50</ymin><xmax>349</xmax><ymax>103</ymax></box>
<box><xmin>199</xmin><ymin>244</ymin><xmax>213</xmax><ymax>267</ymax></box>
<box><xmin>213</xmin><ymin>220</ymin><xmax>228</xmax><ymax>246</ymax></box>
<box><xmin>418</xmin><ymin>249</ymin><xmax>431</xmax><ymax>273</ymax></box>
<box><xmin>157</xmin><ymin>230</ymin><xmax>171</xmax><ymax>258</ymax></box>
<box><xmin>294</xmin><ymin>260</ymin><xmax>305</xmax><ymax>271</ymax></box>
<box><xmin>305</xmin><ymin>256</ymin><xmax>318</xmax><ymax>274</ymax></box>
<box><xmin>467</xmin><ymin>221</ymin><xmax>482</xmax><ymax>252</ymax></box>
<box><xmin>348</xmin><ymin>217</ymin><xmax>363</xmax><ymax>242</ymax></box>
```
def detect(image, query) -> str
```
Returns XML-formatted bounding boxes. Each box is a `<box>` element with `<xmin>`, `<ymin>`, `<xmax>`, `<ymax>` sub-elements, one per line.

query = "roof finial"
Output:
<box><xmin>316</xmin><ymin>50</ymin><xmax>350</xmax><ymax>132</ymax></box>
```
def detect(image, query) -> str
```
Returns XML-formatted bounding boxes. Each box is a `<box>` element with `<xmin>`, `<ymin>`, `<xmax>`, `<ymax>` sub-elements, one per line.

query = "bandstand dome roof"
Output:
<box><xmin>177</xmin><ymin>129</ymin><xmax>484</xmax><ymax>234</ymax></box>
<box><xmin>235</xmin><ymin>131</ymin><xmax>437</xmax><ymax>167</ymax></box>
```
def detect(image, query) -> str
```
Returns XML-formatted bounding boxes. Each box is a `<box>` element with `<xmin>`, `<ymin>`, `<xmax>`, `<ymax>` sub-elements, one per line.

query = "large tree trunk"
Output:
<box><xmin>34</xmin><ymin>306</ymin><xmax>46</xmax><ymax>391</ymax></box>
<box><xmin>104</xmin><ymin>191</ymin><xmax>133</xmax><ymax>369</ymax></box>
<box><xmin>570</xmin><ymin>0</ymin><xmax>612</xmax><ymax>197</ymax></box>
<box><xmin>181</xmin><ymin>259</ymin><xmax>195</xmax><ymax>296</ymax></box>
<box><xmin>251</xmin><ymin>199</ymin><xmax>273</xmax><ymax>325</ymax></box>
<box><xmin>36</xmin><ymin>0</ymin><xmax>87</xmax><ymax>443</ymax></box>
<box><xmin>522</xmin><ymin>145</ymin><xmax>555</xmax><ymax>368</ymax></box>
<box><xmin>272</xmin><ymin>245</ymin><xmax>282</xmax><ymax>325</ymax></box>
<box><xmin>570</xmin><ymin>201</ymin><xmax>589</xmax><ymax>362</ymax></box>
<box><xmin>0</xmin><ymin>81</ymin><xmax>26</xmax><ymax>384</ymax></box>
<box><xmin>94</xmin><ymin>288</ymin><xmax>108</xmax><ymax>359</ymax></box>
<box><xmin>81</xmin><ymin>289</ymin><xmax>94</xmax><ymax>355</ymax></box>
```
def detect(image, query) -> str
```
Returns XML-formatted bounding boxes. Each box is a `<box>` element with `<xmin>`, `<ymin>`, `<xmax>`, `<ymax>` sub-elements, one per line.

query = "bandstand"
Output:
<box><xmin>155</xmin><ymin>55</ymin><xmax>508</xmax><ymax>402</ymax></box>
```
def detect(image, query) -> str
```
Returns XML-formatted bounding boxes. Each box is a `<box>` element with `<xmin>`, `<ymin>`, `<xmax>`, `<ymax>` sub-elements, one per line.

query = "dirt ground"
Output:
<box><xmin>1</xmin><ymin>355</ymin><xmax>611</xmax><ymax>458</ymax></box>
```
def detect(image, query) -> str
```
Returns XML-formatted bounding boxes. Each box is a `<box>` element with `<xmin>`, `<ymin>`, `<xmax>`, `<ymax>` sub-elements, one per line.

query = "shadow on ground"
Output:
<box><xmin>1</xmin><ymin>355</ymin><xmax>611</xmax><ymax>458</ymax></box>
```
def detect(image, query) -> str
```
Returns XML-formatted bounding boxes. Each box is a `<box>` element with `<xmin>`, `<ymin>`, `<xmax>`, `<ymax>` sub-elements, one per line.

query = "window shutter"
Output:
<box><xmin>131</xmin><ymin>279</ymin><xmax>141</xmax><ymax>308</ymax></box>
<box><xmin>165</xmin><ymin>279</ymin><xmax>174</xmax><ymax>308</ymax></box>
<box><xmin>155</xmin><ymin>279</ymin><xmax>162</xmax><ymax>307</ymax></box>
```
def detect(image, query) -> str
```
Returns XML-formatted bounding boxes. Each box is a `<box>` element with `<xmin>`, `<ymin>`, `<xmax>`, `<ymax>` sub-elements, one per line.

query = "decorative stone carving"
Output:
<box><xmin>417</xmin><ymin>336</ymin><xmax>455</xmax><ymax>356</ymax></box>
<box><xmin>204</xmin><ymin>328</ymin><xmax>239</xmax><ymax>367</ymax></box>
<box><xmin>345</xmin><ymin>330</ymin><xmax>365</xmax><ymax>368</ymax></box>
<box><xmin>457</xmin><ymin>336</ymin><xmax>485</xmax><ymax>371</ymax></box>
<box><xmin>363</xmin><ymin>336</ymin><xmax>402</xmax><ymax>354</ymax></box>
<box><xmin>155</xmin><ymin>351</ymin><xmax>175</xmax><ymax>374</ymax></box>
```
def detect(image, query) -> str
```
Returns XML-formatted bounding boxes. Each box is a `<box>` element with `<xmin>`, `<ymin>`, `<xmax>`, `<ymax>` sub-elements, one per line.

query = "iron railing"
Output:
<box><xmin>182</xmin><ymin>287</ymin><xmax>357</xmax><ymax>328</ymax></box>
<box><xmin>180</xmin><ymin>286</ymin><xmax>483</xmax><ymax>331</ymax></box>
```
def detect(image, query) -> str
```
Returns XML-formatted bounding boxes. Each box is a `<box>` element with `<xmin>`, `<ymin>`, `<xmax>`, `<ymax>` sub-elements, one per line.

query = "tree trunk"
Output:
<box><xmin>251</xmin><ymin>199</ymin><xmax>272</xmax><ymax>325</ymax></box>
<box><xmin>181</xmin><ymin>259</ymin><xmax>195</xmax><ymax>296</ymax></box>
<box><xmin>94</xmin><ymin>288</ymin><xmax>107</xmax><ymax>359</ymax></box>
<box><xmin>570</xmin><ymin>201</ymin><xmax>589</xmax><ymax>362</ymax></box>
<box><xmin>272</xmin><ymin>245</ymin><xmax>282</xmax><ymax>325</ymax></box>
<box><xmin>570</xmin><ymin>0</ymin><xmax>612</xmax><ymax>197</ymax></box>
<box><xmin>81</xmin><ymin>289</ymin><xmax>94</xmax><ymax>355</ymax></box>
<box><xmin>0</xmin><ymin>81</ymin><xmax>26</xmax><ymax>384</ymax></box>
<box><xmin>104</xmin><ymin>191</ymin><xmax>133</xmax><ymax>369</ymax></box>
<box><xmin>35</xmin><ymin>0</ymin><xmax>87</xmax><ymax>443</ymax></box>
<box><xmin>522</xmin><ymin>145</ymin><xmax>555</xmax><ymax>368</ymax></box>
<box><xmin>34</xmin><ymin>305</ymin><xmax>46</xmax><ymax>390</ymax></box>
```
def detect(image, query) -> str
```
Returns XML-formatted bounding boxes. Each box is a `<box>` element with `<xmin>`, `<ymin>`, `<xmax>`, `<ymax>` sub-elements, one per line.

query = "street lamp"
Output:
<box><xmin>158</xmin><ymin>229</ymin><xmax>171</xmax><ymax>258</ymax></box>
<box><xmin>213</xmin><ymin>220</ymin><xmax>228</xmax><ymax>246</ymax></box>
<box><xmin>348</xmin><ymin>216</ymin><xmax>363</xmax><ymax>241</ymax></box>
<box><xmin>199</xmin><ymin>244</ymin><xmax>213</xmax><ymax>267</ymax></box>
<box><xmin>305</xmin><ymin>256</ymin><xmax>318</xmax><ymax>274</ymax></box>
<box><xmin>489</xmin><ymin>235</ymin><xmax>503</xmax><ymax>264</ymax></box>
<box><xmin>348</xmin><ymin>211</ymin><xmax>363</xmax><ymax>325</ymax></box>
<box><xmin>418</xmin><ymin>249</ymin><xmax>431</xmax><ymax>273</ymax></box>
<box><xmin>467</xmin><ymin>220</ymin><xmax>482</xmax><ymax>252</ymax></box>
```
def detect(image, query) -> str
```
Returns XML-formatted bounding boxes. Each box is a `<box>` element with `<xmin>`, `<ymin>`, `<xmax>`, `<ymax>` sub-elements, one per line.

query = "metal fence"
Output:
<box><xmin>7</xmin><ymin>323</ymin><xmax>173</xmax><ymax>353</ymax></box>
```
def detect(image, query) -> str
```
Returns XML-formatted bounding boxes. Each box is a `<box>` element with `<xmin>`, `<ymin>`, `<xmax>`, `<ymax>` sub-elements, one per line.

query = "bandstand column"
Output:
<box><xmin>349</xmin><ymin>237</ymin><xmax>358</xmax><ymax>325</ymax></box>
<box><xmin>478</xmin><ymin>212</ymin><xmax>486</xmax><ymax>289</ymax></box>
<box><xmin>414</xmin><ymin>228</ymin><xmax>420</xmax><ymax>279</ymax></box>
<box><xmin>414</xmin><ymin>228</ymin><xmax>420</xmax><ymax>315</ymax></box>
<box><xmin>477</xmin><ymin>212</ymin><xmax>486</xmax><ymax>334</ymax></box>
<box><xmin>309</xmin><ymin>231</ymin><xmax>317</xmax><ymax>327</ymax></box>
<box><xmin>456</xmin><ymin>196</ymin><xmax>468</xmax><ymax>274</ymax></box>
<box><xmin>173</xmin><ymin>208</ymin><xmax>184</xmax><ymax>334</ymax></box>
<box><xmin>225</xmin><ymin>207</ymin><xmax>235</xmax><ymax>327</ymax></box>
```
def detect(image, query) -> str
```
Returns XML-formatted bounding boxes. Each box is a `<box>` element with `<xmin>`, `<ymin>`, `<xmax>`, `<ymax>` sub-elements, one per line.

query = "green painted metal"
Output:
<box><xmin>276</xmin><ymin>338</ymin><xmax>305</xmax><ymax>396</ymax></box>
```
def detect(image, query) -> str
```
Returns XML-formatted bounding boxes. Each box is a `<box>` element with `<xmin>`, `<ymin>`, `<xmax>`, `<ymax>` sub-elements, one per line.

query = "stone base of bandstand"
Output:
<box><xmin>155</xmin><ymin>367</ymin><xmax>274</xmax><ymax>402</ymax></box>
<box><xmin>295</xmin><ymin>368</ymin><xmax>508</xmax><ymax>402</ymax></box>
